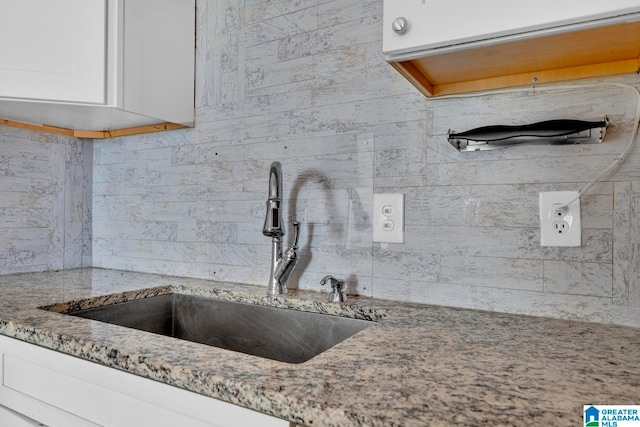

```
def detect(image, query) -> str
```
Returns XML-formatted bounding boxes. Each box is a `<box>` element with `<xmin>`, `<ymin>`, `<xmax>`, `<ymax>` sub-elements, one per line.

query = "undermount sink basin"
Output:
<box><xmin>61</xmin><ymin>294</ymin><xmax>371</xmax><ymax>364</ymax></box>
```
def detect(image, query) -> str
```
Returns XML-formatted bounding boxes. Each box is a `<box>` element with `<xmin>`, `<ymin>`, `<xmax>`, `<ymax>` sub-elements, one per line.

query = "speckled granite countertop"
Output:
<box><xmin>0</xmin><ymin>268</ymin><xmax>638</xmax><ymax>426</ymax></box>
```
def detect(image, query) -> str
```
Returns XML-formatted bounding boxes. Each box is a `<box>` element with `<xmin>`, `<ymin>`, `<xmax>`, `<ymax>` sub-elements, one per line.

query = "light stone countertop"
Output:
<box><xmin>0</xmin><ymin>268</ymin><xmax>638</xmax><ymax>426</ymax></box>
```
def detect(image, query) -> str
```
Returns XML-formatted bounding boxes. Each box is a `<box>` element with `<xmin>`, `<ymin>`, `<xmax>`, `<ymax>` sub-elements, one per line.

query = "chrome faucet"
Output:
<box><xmin>263</xmin><ymin>161</ymin><xmax>300</xmax><ymax>296</ymax></box>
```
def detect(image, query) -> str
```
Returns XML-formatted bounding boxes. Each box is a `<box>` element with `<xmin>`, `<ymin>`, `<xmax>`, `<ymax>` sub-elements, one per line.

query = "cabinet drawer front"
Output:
<box><xmin>0</xmin><ymin>0</ymin><xmax>107</xmax><ymax>104</ymax></box>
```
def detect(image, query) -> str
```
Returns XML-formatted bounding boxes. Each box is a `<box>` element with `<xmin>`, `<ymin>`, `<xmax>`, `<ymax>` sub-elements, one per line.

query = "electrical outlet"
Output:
<box><xmin>539</xmin><ymin>191</ymin><xmax>581</xmax><ymax>247</ymax></box>
<box><xmin>552</xmin><ymin>221</ymin><xmax>570</xmax><ymax>234</ymax></box>
<box><xmin>373</xmin><ymin>193</ymin><xmax>404</xmax><ymax>243</ymax></box>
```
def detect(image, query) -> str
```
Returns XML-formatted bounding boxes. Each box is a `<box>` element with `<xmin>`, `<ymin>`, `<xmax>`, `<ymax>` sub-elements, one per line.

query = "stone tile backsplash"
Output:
<box><xmin>0</xmin><ymin>129</ymin><xmax>91</xmax><ymax>273</ymax></box>
<box><xmin>2</xmin><ymin>0</ymin><xmax>640</xmax><ymax>327</ymax></box>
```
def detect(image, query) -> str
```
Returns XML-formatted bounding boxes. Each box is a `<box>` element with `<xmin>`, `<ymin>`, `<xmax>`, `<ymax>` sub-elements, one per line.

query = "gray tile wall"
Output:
<box><xmin>90</xmin><ymin>0</ymin><xmax>640</xmax><ymax>326</ymax></box>
<box><xmin>6</xmin><ymin>0</ymin><xmax>636</xmax><ymax>326</ymax></box>
<box><xmin>0</xmin><ymin>128</ymin><xmax>92</xmax><ymax>273</ymax></box>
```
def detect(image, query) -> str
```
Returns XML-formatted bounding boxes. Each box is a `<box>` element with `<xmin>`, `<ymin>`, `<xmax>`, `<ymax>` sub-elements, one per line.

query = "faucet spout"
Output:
<box><xmin>263</xmin><ymin>162</ymin><xmax>300</xmax><ymax>296</ymax></box>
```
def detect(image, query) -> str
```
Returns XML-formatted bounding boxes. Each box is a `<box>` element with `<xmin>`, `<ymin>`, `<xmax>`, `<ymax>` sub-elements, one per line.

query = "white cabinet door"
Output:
<box><xmin>0</xmin><ymin>0</ymin><xmax>107</xmax><ymax>104</ymax></box>
<box><xmin>383</xmin><ymin>0</ymin><xmax>640</xmax><ymax>55</ymax></box>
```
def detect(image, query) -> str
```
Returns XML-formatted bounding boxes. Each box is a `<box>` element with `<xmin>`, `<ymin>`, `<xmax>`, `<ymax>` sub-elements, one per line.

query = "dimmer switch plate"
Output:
<box><xmin>373</xmin><ymin>193</ymin><xmax>404</xmax><ymax>243</ymax></box>
<box><xmin>539</xmin><ymin>191</ymin><xmax>581</xmax><ymax>247</ymax></box>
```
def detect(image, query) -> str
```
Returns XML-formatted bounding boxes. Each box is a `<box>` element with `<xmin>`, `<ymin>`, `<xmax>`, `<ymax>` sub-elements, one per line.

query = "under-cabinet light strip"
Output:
<box><xmin>435</xmin><ymin>82</ymin><xmax>640</xmax><ymax>208</ymax></box>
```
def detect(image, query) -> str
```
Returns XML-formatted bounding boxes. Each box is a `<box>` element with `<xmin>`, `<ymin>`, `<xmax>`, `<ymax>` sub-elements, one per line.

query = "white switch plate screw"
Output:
<box><xmin>373</xmin><ymin>193</ymin><xmax>404</xmax><ymax>243</ymax></box>
<box><xmin>539</xmin><ymin>191</ymin><xmax>581</xmax><ymax>247</ymax></box>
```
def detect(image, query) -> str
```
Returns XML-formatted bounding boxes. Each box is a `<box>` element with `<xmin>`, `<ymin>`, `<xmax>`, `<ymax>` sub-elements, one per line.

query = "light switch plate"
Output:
<box><xmin>373</xmin><ymin>193</ymin><xmax>404</xmax><ymax>243</ymax></box>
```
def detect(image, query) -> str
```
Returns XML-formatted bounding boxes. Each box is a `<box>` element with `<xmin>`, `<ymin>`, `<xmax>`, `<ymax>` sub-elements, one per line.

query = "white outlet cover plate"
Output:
<box><xmin>373</xmin><ymin>193</ymin><xmax>404</xmax><ymax>243</ymax></box>
<box><xmin>539</xmin><ymin>191</ymin><xmax>581</xmax><ymax>247</ymax></box>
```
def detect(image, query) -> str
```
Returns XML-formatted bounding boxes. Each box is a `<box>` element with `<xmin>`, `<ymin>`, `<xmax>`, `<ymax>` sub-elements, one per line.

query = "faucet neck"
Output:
<box><xmin>267</xmin><ymin>237</ymin><xmax>286</xmax><ymax>295</ymax></box>
<box><xmin>267</xmin><ymin>161</ymin><xmax>282</xmax><ymax>200</ymax></box>
<box><xmin>263</xmin><ymin>162</ymin><xmax>300</xmax><ymax>296</ymax></box>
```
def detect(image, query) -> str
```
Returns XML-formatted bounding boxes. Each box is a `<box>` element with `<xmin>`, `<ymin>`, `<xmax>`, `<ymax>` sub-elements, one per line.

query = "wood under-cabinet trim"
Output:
<box><xmin>0</xmin><ymin>118</ymin><xmax>187</xmax><ymax>139</ymax></box>
<box><xmin>391</xmin><ymin>20</ymin><xmax>640</xmax><ymax>97</ymax></box>
<box><xmin>396</xmin><ymin>57</ymin><xmax>640</xmax><ymax>97</ymax></box>
<box><xmin>0</xmin><ymin>119</ymin><xmax>76</xmax><ymax>137</ymax></box>
<box><xmin>391</xmin><ymin>61</ymin><xmax>434</xmax><ymax>97</ymax></box>
<box><xmin>73</xmin><ymin>123</ymin><xmax>188</xmax><ymax>139</ymax></box>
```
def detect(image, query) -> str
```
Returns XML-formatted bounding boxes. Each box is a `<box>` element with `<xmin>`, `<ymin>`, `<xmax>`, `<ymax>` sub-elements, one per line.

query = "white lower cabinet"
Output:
<box><xmin>0</xmin><ymin>335</ymin><xmax>291</xmax><ymax>427</ymax></box>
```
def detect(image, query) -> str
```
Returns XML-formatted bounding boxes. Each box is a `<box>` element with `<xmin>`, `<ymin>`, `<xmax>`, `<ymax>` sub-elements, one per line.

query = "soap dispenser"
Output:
<box><xmin>320</xmin><ymin>275</ymin><xmax>347</xmax><ymax>303</ymax></box>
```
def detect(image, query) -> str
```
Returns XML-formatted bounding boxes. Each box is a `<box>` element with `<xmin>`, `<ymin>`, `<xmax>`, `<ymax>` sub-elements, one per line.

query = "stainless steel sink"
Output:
<box><xmin>64</xmin><ymin>294</ymin><xmax>371</xmax><ymax>364</ymax></box>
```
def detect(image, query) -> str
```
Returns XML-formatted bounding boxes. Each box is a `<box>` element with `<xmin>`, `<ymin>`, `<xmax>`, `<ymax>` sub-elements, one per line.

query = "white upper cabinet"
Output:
<box><xmin>0</xmin><ymin>0</ymin><xmax>195</xmax><ymax>138</ymax></box>
<box><xmin>383</xmin><ymin>0</ymin><xmax>640</xmax><ymax>97</ymax></box>
<box><xmin>383</xmin><ymin>0</ymin><xmax>640</xmax><ymax>56</ymax></box>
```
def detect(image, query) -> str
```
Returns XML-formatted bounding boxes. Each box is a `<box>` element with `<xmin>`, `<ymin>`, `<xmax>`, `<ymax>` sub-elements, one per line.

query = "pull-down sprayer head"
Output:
<box><xmin>263</xmin><ymin>161</ymin><xmax>284</xmax><ymax>237</ymax></box>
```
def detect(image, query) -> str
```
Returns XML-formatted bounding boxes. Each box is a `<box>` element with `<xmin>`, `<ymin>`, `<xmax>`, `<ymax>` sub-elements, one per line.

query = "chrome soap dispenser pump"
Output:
<box><xmin>263</xmin><ymin>161</ymin><xmax>300</xmax><ymax>296</ymax></box>
<box><xmin>320</xmin><ymin>275</ymin><xmax>347</xmax><ymax>303</ymax></box>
